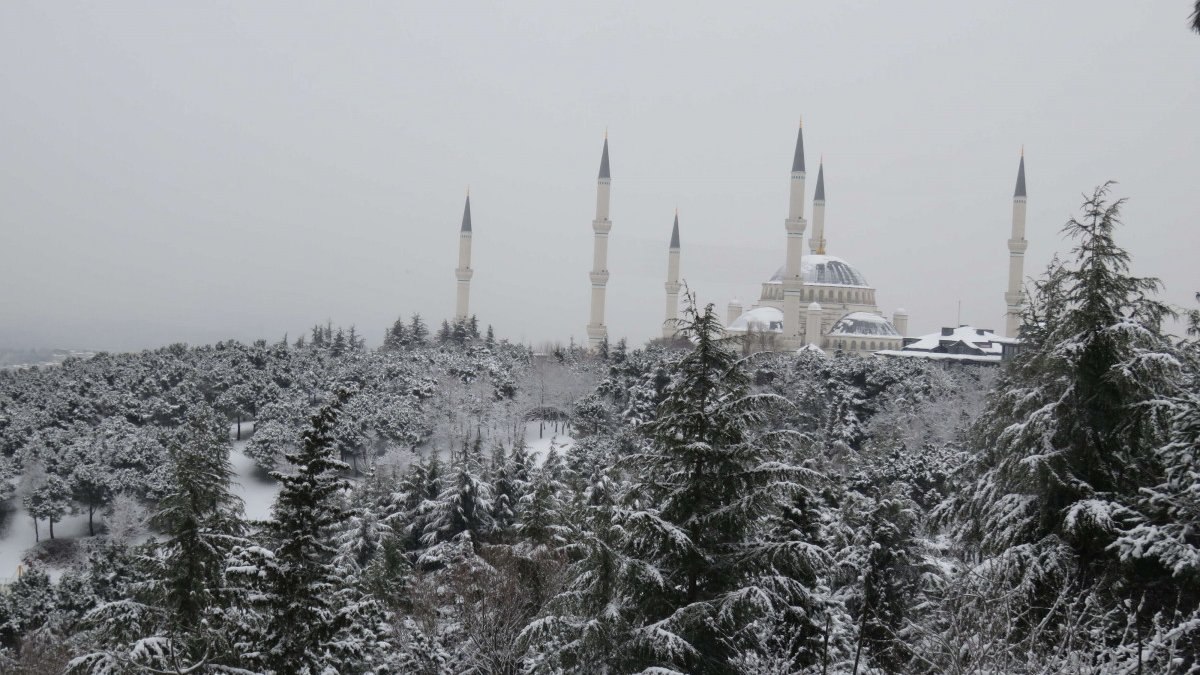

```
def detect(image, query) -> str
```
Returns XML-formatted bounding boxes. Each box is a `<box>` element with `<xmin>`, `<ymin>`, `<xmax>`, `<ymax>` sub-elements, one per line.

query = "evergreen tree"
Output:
<box><xmin>151</xmin><ymin>408</ymin><xmax>246</xmax><ymax>636</ymax></box>
<box><xmin>73</xmin><ymin>408</ymin><xmax>247</xmax><ymax>673</ymax></box>
<box><xmin>468</xmin><ymin>314</ymin><xmax>480</xmax><ymax>339</ymax></box>
<box><xmin>956</xmin><ymin>185</ymin><xmax>1181</xmax><ymax>633</ymax></box>
<box><xmin>252</xmin><ymin>391</ymin><xmax>377</xmax><ymax>672</ymax></box>
<box><xmin>620</xmin><ymin>295</ymin><xmax>820</xmax><ymax>672</ymax></box>
<box><xmin>485</xmin><ymin>325</ymin><xmax>496</xmax><ymax>349</ymax></box>
<box><xmin>409</xmin><ymin>313</ymin><xmax>428</xmax><ymax>345</ymax></box>
<box><xmin>331</xmin><ymin>327</ymin><xmax>348</xmax><ymax>356</ymax></box>
<box><xmin>385</xmin><ymin>316</ymin><xmax>409</xmax><ymax>351</ymax></box>
<box><xmin>438</xmin><ymin>320</ymin><xmax>453</xmax><ymax>345</ymax></box>
<box><xmin>24</xmin><ymin>475</ymin><xmax>70</xmax><ymax>540</ymax></box>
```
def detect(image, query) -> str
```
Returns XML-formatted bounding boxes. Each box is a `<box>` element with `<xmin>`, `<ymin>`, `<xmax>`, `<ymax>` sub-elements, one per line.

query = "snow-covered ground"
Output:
<box><xmin>230</xmin><ymin>442</ymin><xmax>281</xmax><ymax>522</ymax></box>
<box><xmin>522</xmin><ymin>421</ymin><xmax>575</xmax><ymax>464</ymax></box>
<box><xmin>0</xmin><ymin>421</ymin><xmax>567</xmax><ymax>581</ymax></box>
<box><xmin>0</xmin><ymin>423</ymin><xmax>280</xmax><ymax>583</ymax></box>
<box><xmin>0</xmin><ymin>501</ymin><xmax>91</xmax><ymax>581</ymax></box>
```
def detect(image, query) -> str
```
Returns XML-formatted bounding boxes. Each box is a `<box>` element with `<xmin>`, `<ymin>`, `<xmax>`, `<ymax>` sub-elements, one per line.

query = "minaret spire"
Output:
<box><xmin>1005</xmin><ymin>151</ymin><xmax>1028</xmax><ymax>337</ymax></box>
<box><xmin>587</xmin><ymin>135</ymin><xmax>613</xmax><ymax>348</ymax></box>
<box><xmin>809</xmin><ymin>158</ymin><xmax>826</xmax><ymax>254</ymax></box>
<box><xmin>782</xmin><ymin>119</ymin><xmax>808</xmax><ymax>346</ymax></box>
<box><xmin>663</xmin><ymin>211</ymin><xmax>682</xmax><ymax>339</ymax></box>
<box><xmin>454</xmin><ymin>192</ymin><xmax>474</xmax><ymax>319</ymax></box>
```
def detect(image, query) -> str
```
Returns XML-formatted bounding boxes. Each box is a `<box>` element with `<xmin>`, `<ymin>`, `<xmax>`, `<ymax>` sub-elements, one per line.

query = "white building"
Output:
<box><xmin>723</xmin><ymin>122</ymin><xmax>907</xmax><ymax>355</ymax></box>
<box><xmin>450</xmin><ymin>123</ymin><xmax>1028</xmax><ymax>353</ymax></box>
<box><xmin>878</xmin><ymin>325</ymin><xmax>1021</xmax><ymax>364</ymax></box>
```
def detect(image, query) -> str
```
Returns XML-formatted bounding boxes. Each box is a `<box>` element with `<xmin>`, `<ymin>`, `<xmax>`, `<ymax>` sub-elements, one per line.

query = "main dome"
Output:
<box><xmin>769</xmin><ymin>254</ymin><xmax>869</xmax><ymax>287</ymax></box>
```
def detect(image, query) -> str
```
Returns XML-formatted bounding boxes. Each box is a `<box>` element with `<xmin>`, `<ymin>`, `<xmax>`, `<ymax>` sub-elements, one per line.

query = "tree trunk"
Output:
<box><xmin>49</xmin><ymin>517</ymin><xmax>56</xmax><ymax>540</ymax></box>
<box><xmin>237</xmin><ymin>415</ymin><xmax>242</xmax><ymax>441</ymax></box>
<box><xmin>88</xmin><ymin>504</ymin><xmax>95</xmax><ymax>536</ymax></box>
<box><xmin>32</xmin><ymin>517</ymin><xmax>39</xmax><ymax>543</ymax></box>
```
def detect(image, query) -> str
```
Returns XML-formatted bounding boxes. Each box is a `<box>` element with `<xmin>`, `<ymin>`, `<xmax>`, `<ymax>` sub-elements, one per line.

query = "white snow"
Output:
<box><xmin>726</xmin><ymin>306</ymin><xmax>784</xmax><ymax>333</ymax></box>
<box><xmin>875</xmin><ymin>349</ymin><xmax>1002</xmax><ymax>363</ymax></box>
<box><xmin>0</xmin><ymin>500</ymin><xmax>91</xmax><ymax>581</ymax></box>
<box><xmin>522</xmin><ymin>421</ymin><xmax>575</xmax><ymax>464</ymax></box>
<box><xmin>828</xmin><ymin>311</ymin><xmax>901</xmax><ymax>337</ymax></box>
<box><xmin>769</xmin><ymin>254</ymin><xmax>871</xmax><ymax>287</ymax></box>
<box><xmin>0</xmin><ymin>425</ymin><xmax>281</xmax><ymax>584</ymax></box>
<box><xmin>230</xmin><ymin>442</ymin><xmax>282</xmax><ymax>522</ymax></box>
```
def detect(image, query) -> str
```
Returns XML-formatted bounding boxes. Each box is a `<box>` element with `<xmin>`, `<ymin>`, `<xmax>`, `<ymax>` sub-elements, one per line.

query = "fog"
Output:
<box><xmin>2</xmin><ymin>2</ymin><xmax>1197</xmax><ymax>351</ymax></box>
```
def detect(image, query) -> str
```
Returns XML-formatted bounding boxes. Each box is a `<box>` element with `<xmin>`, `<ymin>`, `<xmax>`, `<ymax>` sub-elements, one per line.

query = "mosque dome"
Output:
<box><xmin>827</xmin><ymin>311</ymin><xmax>901</xmax><ymax>337</ymax></box>
<box><xmin>727</xmin><ymin>306</ymin><xmax>784</xmax><ymax>333</ymax></box>
<box><xmin>769</xmin><ymin>254</ymin><xmax>870</xmax><ymax>287</ymax></box>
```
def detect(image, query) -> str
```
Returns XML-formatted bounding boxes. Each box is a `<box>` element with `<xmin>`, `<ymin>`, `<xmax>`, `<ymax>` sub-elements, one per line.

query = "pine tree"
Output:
<box><xmin>485</xmin><ymin>325</ymin><xmax>496</xmax><ymax>349</ymax></box>
<box><xmin>620</xmin><ymin>294</ymin><xmax>820</xmax><ymax>672</ymax></box>
<box><xmin>253</xmin><ymin>391</ymin><xmax>372</xmax><ymax>672</ymax></box>
<box><xmin>409</xmin><ymin>313</ymin><xmax>428</xmax><ymax>345</ymax></box>
<box><xmin>385</xmin><ymin>316</ymin><xmax>409</xmax><ymax>351</ymax></box>
<box><xmin>331</xmin><ymin>327</ymin><xmax>348</xmax><ymax>356</ymax></box>
<box><xmin>72</xmin><ymin>408</ymin><xmax>248</xmax><ymax>673</ymax></box>
<box><xmin>957</xmin><ymin>184</ymin><xmax>1181</xmax><ymax>631</ymax></box>
<box><xmin>152</xmin><ymin>409</ymin><xmax>245</xmax><ymax>637</ymax></box>
<box><xmin>438</xmin><ymin>320</ymin><xmax>452</xmax><ymax>344</ymax></box>
<box><xmin>24</xmin><ymin>475</ymin><xmax>70</xmax><ymax>540</ymax></box>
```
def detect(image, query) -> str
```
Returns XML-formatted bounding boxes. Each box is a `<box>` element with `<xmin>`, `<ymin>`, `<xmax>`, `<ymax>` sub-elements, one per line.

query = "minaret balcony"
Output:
<box><xmin>590</xmin><ymin>270</ymin><xmax>610</xmax><ymax>285</ymax></box>
<box><xmin>1008</xmin><ymin>239</ymin><xmax>1028</xmax><ymax>254</ymax></box>
<box><xmin>592</xmin><ymin>219</ymin><xmax>612</xmax><ymax>234</ymax></box>
<box><xmin>784</xmin><ymin>217</ymin><xmax>807</xmax><ymax>235</ymax></box>
<box><xmin>456</xmin><ymin>268</ymin><xmax>474</xmax><ymax>282</ymax></box>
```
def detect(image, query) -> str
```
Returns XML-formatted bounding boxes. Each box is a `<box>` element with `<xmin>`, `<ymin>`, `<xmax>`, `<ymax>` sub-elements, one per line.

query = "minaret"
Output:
<box><xmin>892</xmin><ymin>308</ymin><xmax>909</xmax><ymax>338</ymax></box>
<box><xmin>663</xmin><ymin>211</ymin><xmax>681</xmax><ymax>339</ymax></box>
<box><xmin>1005</xmin><ymin>150</ymin><xmax>1028</xmax><ymax>337</ymax></box>
<box><xmin>727</xmin><ymin>298</ymin><xmax>744</xmax><ymax>326</ymax></box>
<box><xmin>586</xmin><ymin>135</ymin><xmax>612</xmax><ymax>348</ymax></box>
<box><xmin>805</xmin><ymin>302</ymin><xmax>824</xmax><ymax>350</ymax></box>
<box><xmin>809</xmin><ymin>158</ymin><xmax>826</xmax><ymax>254</ymax></box>
<box><xmin>455</xmin><ymin>192</ymin><xmax>473</xmax><ymax>320</ymax></box>
<box><xmin>782</xmin><ymin>120</ymin><xmax>808</xmax><ymax>344</ymax></box>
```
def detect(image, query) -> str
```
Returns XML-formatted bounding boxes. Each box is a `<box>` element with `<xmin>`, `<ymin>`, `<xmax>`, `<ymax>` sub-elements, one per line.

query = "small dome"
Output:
<box><xmin>727</xmin><ymin>306</ymin><xmax>784</xmax><ymax>333</ymax></box>
<box><xmin>828</xmin><ymin>312</ymin><xmax>900</xmax><ymax>337</ymax></box>
<box><xmin>807</xmin><ymin>302</ymin><xmax>822</xmax><ymax>311</ymax></box>
<box><xmin>770</xmin><ymin>254</ymin><xmax>870</xmax><ymax>287</ymax></box>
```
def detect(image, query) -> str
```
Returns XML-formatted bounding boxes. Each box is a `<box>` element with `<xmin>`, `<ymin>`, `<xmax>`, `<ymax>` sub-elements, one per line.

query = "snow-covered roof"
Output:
<box><xmin>876</xmin><ymin>349</ymin><xmax>1002</xmax><ymax>364</ymax></box>
<box><xmin>828</xmin><ymin>312</ymin><xmax>900</xmax><ymax>338</ymax></box>
<box><xmin>726</xmin><ymin>306</ymin><xmax>784</xmax><ymax>333</ymax></box>
<box><xmin>768</xmin><ymin>254</ymin><xmax>870</xmax><ymax>287</ymax></box>
<box><xmin>901</xmin><ymin>325</ymin><xmax>1017</xmax><ymax>356</ymax></box>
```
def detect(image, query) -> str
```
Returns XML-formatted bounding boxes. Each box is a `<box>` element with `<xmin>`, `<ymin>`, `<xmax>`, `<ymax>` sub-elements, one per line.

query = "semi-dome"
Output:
<box><xmin>828</xmin><ymin>312</ymin><xmax>900</xmax><ymax>337</ymax></box>
<box><xmin>727</xmin><ymin>306</ymin><xmax>784</xmax><ymax>333</ymax></box>
<box><xmin>769</xmin><ymin>254</ymin><xmax>869</xmax><ymax>287</ymax></box>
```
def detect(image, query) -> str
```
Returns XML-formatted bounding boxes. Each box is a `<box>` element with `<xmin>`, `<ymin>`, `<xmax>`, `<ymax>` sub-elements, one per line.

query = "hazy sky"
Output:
<box><xmin>2</xmin><ymin>2</ymin><xmax>1198</xmax><ymax>351</ymax></box>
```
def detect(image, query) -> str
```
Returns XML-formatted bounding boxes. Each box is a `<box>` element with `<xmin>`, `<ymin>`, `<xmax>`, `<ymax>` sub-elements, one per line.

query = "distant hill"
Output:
<box><xmin>0</xmin><ymin>348</ymin><xmax>95</xmax><ymax>370</ymax></box>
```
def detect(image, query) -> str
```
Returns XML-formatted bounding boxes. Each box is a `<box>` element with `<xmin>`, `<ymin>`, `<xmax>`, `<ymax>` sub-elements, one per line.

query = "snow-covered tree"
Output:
<box><xmin>954</xmin><ymin>184</ymin><xmax>1183</xmax><ymax>639</ymax></box>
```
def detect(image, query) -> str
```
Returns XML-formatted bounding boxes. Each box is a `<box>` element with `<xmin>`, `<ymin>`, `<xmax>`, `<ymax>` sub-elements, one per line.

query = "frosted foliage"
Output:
<box><xmin>102</xmin><ymin>493</ymin><xmax>148</xmax><ymax>544</ymax></box>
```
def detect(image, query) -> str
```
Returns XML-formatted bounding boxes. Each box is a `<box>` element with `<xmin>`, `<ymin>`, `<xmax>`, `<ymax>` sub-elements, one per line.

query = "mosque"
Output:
<box><xmin>452</xmin><ymin>121</ymin><xmax>1029</xmax><ymax>353</ymax></box>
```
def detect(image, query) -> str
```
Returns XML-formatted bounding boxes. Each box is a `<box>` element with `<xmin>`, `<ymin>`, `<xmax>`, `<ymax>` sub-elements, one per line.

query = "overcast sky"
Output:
<box><xmin>2</xmin><ymin>2</ymin><xmax>1198</xmax><ymax>351</ymax></box>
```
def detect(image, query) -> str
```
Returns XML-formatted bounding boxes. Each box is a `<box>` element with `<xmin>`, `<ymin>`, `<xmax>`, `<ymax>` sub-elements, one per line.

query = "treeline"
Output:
<box><xmin>0</xmin><ymin>186</ymin><xmax>1197</xmax><ymax>673</ymax></box>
